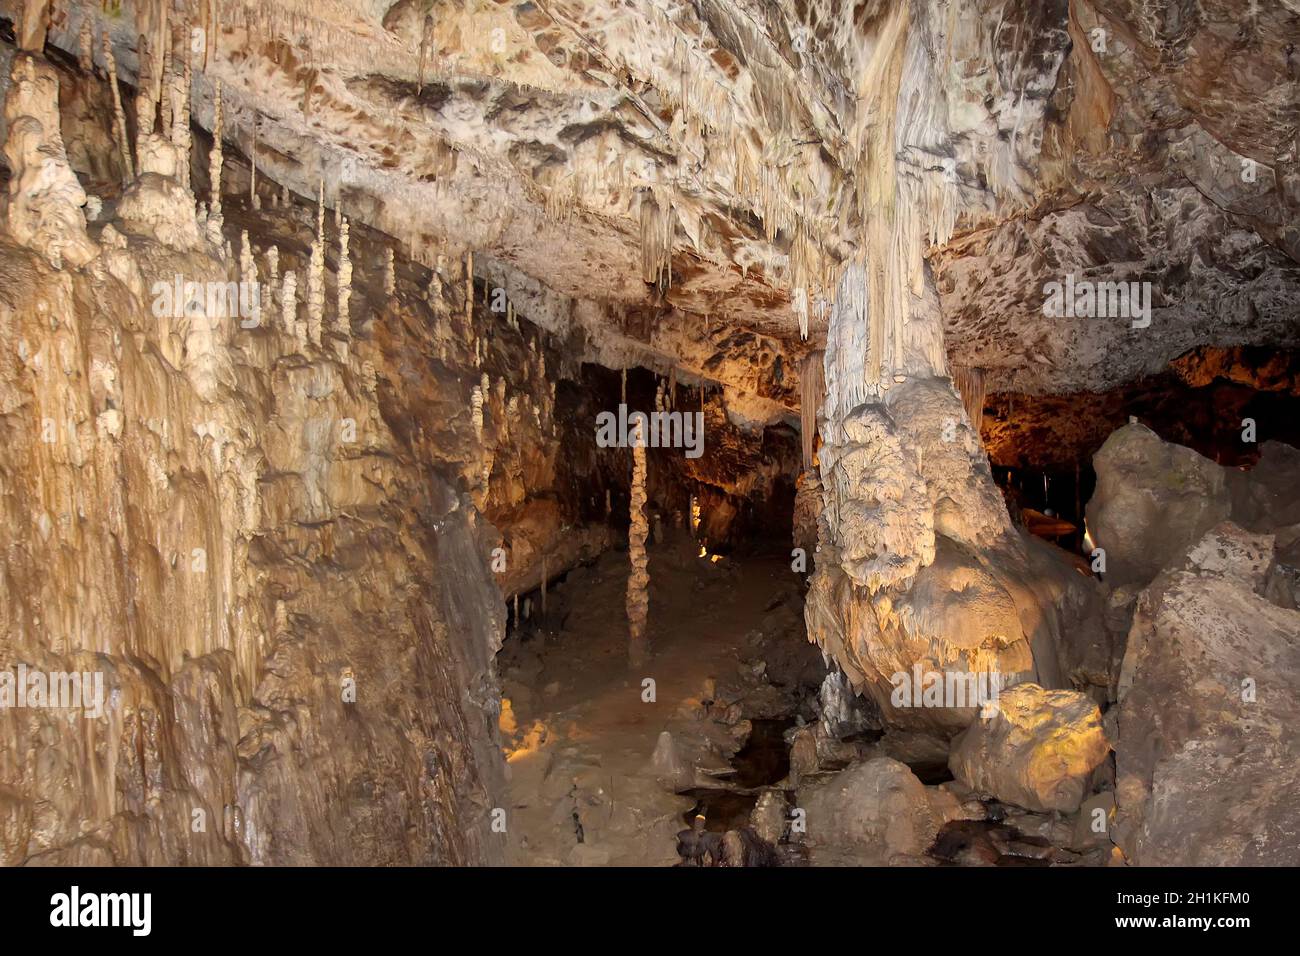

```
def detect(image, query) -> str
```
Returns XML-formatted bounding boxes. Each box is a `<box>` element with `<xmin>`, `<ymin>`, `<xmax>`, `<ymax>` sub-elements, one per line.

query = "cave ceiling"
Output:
<box><xmin>26</xmin><ymin>0</ymin><xmax>1300</xmax><ymax>409</ymax></box>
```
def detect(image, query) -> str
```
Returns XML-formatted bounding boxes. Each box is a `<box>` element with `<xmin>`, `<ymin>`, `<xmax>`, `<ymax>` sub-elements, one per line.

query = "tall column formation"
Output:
<box><xmin>626</xmin><ymin>416</ymin><xmax>649</xmax><ymax>667</ymax></box>
<box><xmin>804</xmin><ymin>0</ymin><xmax>1090</xmax><ymax>734</ymax></box>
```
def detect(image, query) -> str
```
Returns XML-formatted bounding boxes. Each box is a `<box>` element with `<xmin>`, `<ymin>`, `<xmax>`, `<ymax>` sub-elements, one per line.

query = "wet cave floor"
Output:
<box><xmin>496</xmin><ymin>532</ymin><xmax>821</xmax><ymax>866</ymax></box>
<box><xmin>495</xmin><ymin>532</ymin><xmax>1091</xmax><ymax>867</ymax></box>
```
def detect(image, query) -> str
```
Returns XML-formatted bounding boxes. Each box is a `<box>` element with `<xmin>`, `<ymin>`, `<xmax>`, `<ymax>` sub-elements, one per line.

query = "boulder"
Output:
<box><xmin>1114</xmin><ymin>523</ymin><xmax>1300</xmax><ymax>865</ymax></box>
<box><xmin>948</xmin><ymin>683</ymin><xmax>1110</xmax><ymax>813</ymax></box>
<box><xmin>1086</xmin><ymin>423</ymin><xmax>1231</xmax><ymax>585</ymax></box>
<box><xmin>797</xmin><ymin>757</ymin><xmax>953</xmax><ymax>863</ymax></box>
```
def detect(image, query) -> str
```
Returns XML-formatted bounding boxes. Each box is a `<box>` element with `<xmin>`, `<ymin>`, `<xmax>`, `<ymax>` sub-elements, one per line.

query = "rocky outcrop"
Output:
<box><xmin>948</xmin><ymin>683</ymin><xmax>1110</xmax><ymax>813</ymax></box>
<box><xmin>797</xmin><ymin>757</ymin><xmax>954</xmax><ymax>864</ymax></box>
<box><xmin>1114</xmin><ymin>523</ymin><xmax>1300</xmax><ymax>865</ymax></box>
<box><xmin>1086</xmin><ymin>423</ymin><xmax>1232</xmax><ymax>585</ymax></box>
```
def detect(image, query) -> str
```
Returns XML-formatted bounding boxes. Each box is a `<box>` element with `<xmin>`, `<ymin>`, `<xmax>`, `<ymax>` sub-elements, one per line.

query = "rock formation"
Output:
<box><xmin>1113</xmin><ymin>523</ymin><xmax>1300</xmax><ymax>865</ymax></box>
<box><xmin>949</xmin><ymin>683</ymin><xmax>1111</xmax><ymax>813</ymax></box>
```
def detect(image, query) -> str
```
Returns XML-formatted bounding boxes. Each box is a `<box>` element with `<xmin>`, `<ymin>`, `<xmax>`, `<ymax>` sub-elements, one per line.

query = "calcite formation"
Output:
<box><xmin>3</xmin><ymin>54</ymin><xmax>98</xmax><ymax>270</ymax></box>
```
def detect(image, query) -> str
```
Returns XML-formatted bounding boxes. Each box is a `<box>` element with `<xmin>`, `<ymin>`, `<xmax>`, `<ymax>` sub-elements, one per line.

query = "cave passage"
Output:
<box><xmin>2</xmin><ymin>0</ymin><xmax>1297</xmax><ymax>880</ymax></box>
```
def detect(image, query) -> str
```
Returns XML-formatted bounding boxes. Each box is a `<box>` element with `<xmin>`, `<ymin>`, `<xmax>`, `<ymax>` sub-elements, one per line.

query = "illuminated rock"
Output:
<box><xmin>948</xmin><ymin>683</ymin><xmax>1110</xmax><ymax>813</ymax></box>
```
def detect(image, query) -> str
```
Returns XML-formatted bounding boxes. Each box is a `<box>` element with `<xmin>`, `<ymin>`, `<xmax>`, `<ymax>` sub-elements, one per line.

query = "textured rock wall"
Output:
<box><xmin>1114</xmin><ymin>523</ymin><xmax>1300</xmax><ymax>865</ymax></box>
<box><xmin>0</xmin><ymin>43</ymin><xmax>618</xmax><ymax>865</ymax></box>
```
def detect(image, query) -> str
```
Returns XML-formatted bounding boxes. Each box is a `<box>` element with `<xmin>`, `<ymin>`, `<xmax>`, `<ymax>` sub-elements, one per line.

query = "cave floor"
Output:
<box><xmin>497</xmin><ymin>534</ymin><xmax>820</xmax><ymax>865</ymax></box>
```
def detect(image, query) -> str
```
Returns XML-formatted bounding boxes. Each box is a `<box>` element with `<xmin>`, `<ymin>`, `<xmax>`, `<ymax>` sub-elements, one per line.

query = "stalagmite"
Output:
<box><xmin>101</xmin><ymin>34</ymin><xmax>134</xmax><ymax>183</ymax></box>
<box><xmin>239</xmin><ymin>230</ymin><xmax>258</xmax><ymax>328</ymax></box>
<box><xmin>337</xmin><ymin>218</ymin><xmax>352</xmax><ymax>334</ymax></box>
<box><xmin>307</xmin><ymin>183</ymin><xmax>325</xmax><ymax>346</ymax></box>
<box><xmin>266</xmin><ymin>245</ymin><xmax>280</xmax><ymax>311</ymax></box>
<box><xmin>282</xmin><ymin>269</ymin><xmax>299</xmax><ymax>344</ymax></box>
<box><xmin>464</xmin><ymin>251</ymin><xmax>474</xmax><ymax>330</ymax></box>
<box><xmin>3</xmin><ymin>53</ymin><xmax>99</xmax><ymax>270</ymax></box>
<box><xmin>471</xmin><ymin>385</ymin><xmax>484</xmax><ymax>441</ymax></box>
<box><xmin>207</xmin><ymin>81</ymin><xmax>224</xmax><ymax>243</ymax></box>
<box><xmin>627</xmin><ymin>415</ymin><xmax>649</xmax><ymax>667</ymax></box>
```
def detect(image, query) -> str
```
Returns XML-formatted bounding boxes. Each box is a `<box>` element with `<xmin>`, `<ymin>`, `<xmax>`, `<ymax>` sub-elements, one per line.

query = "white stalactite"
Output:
<box><xmin>101</xmin><ymin>34</ymin><xmax>134</xmax><ymax>183</ymax></box>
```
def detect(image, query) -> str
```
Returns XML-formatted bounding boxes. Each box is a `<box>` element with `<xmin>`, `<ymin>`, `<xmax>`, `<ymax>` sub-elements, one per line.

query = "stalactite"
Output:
<box><xmin>337</xmin><ymin>218</ymin><xmax>352</xmax><ymax>334</ymax></box>
<box><xmin>627</xmin><ymin>416</ymin><xmax>649</xmax><ymax>667</ymax></box>
<box><xmin>800</xmin><ymin>350</ymin><xmax>826</xmax><ymax>471</ymax></box>
<box><xmin>159</xmin><ymin>35</ymin><xmax>173</xmax><ymax>134</ymax></box>
<box><xmin>101</xmin><ymin>34</ymin><xmax>134</xmax><ymax>183</ymax></box>
<box><xmin>953</xmin><ymin>366</ymin><xmax>987</xmax><ymax>437</ymax></box>
<box><xmin>207</xmin><ymin>81</ymin><xmax>224</xmax><ymax>244</ymax></box>
<box><xmin>77</xmin><ymin>18</ymin><xmax>93</xmax><ymax>72</ymax></box>
<box><xmin>170</xmin><ymin>19</ymin><xmax>192</xmax><ymax>190</ymax></box>
<box><xmin>133</xmin><ymin>35</ymin><xmax>156</xmax><ymax>149</ymax></box>
<box><xmin>639</xmin><ymin>189</ymin><xmax>672</xmax><ymax>290</ymax></box>
<box><xmin>249</xmin><ymin>118</ymin><xmax>260</xmax><ymax>210</ymax></box>
<box><xmin>18</xmin><ymin>0</ymin><xmax>50</xmax><ymax>51</ymax></box>
<box><xmin>384</xmin><ymin>246</ymin><xmax>395</xmax><ymax>297</ymax></box>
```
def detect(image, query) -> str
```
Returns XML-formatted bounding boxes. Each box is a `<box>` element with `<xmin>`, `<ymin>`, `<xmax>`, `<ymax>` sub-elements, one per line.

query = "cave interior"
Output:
<box><xmin>0</xmin><ymin>0</ymin><xmax>1297</xmax><ymax>870</ymax></box>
